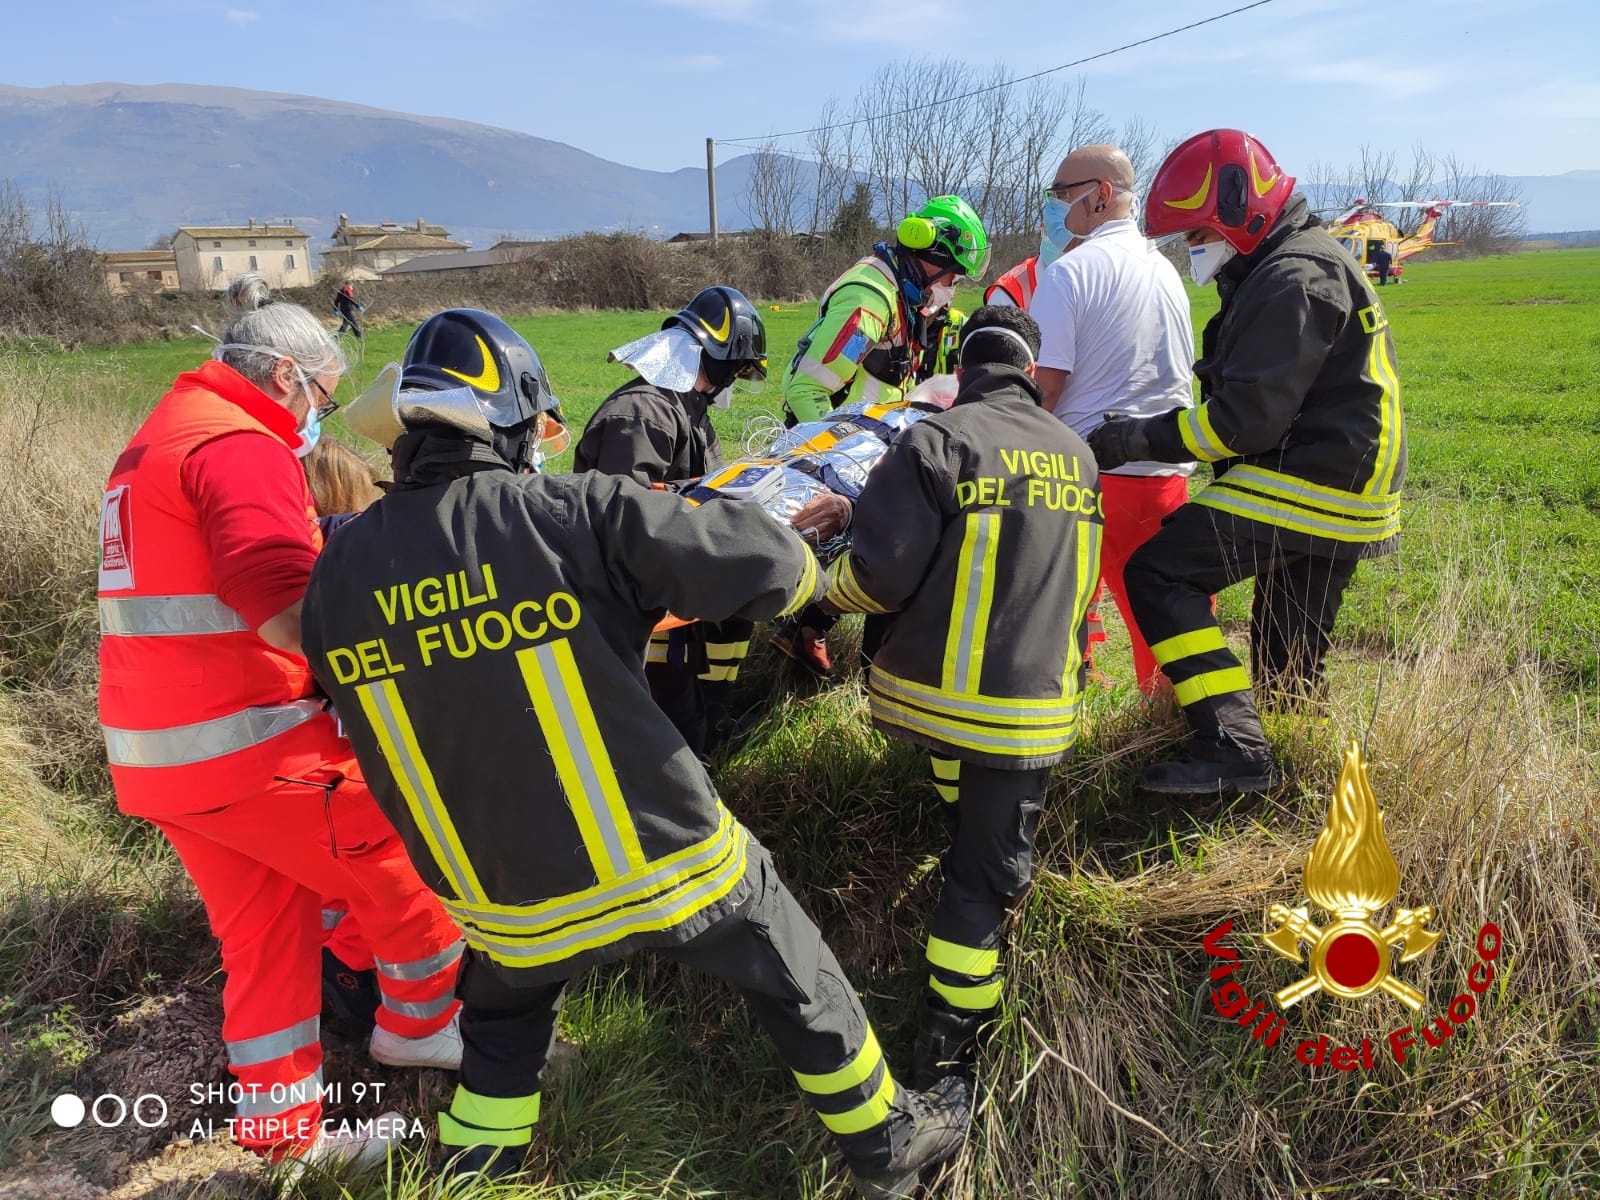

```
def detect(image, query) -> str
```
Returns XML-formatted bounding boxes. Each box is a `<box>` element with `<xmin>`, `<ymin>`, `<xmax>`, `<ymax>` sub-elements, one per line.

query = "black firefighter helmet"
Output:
<box><xmin>664</xmin><ymin>286</ymin><xmax>767</xmax><ymax>387</ymax></box>
<box><xmin>400</xmin><ymin>308</ymin><xmax>566</xmax><ymax>469</ymax></box>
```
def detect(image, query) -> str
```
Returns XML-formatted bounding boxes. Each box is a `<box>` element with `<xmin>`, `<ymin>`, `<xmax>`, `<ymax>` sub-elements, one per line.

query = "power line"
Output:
<box><xmin>716</xmin><ymin>0</ymin><xmax>1279</xmax><ymax>150</ymax></box>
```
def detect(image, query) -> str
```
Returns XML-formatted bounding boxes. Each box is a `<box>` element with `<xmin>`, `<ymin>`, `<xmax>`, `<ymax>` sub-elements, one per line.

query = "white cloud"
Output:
<box><xmin>226</xmin><ymin>8</ymin><xmax>260</xmax><ymax>23</ymax></box>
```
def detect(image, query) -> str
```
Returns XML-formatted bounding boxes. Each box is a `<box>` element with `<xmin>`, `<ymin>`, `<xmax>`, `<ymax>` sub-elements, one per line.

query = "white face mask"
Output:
<box><xmin>1189</xmin><ymin>239</ymin><xmax>1238</xmax><ymax>286</ymax></box>
<box><xmin>922</xmin><ymin>281</ymin><xmax>956</xmax><ymax>314</ymax></box>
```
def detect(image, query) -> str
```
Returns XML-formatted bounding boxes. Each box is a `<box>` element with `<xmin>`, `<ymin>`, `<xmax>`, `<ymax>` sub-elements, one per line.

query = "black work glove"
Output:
<box><xmin>1085</xmin><ymin>414</ymin><xmax>1153</xmax><ymax>472</ymax></box>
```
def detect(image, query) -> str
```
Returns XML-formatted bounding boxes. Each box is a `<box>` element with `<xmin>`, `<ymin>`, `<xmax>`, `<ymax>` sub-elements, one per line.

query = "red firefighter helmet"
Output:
<box><xmin>1144</xmin><ymin>129</ymin><xmax>1296</xmax><ymax>255</ymax></box>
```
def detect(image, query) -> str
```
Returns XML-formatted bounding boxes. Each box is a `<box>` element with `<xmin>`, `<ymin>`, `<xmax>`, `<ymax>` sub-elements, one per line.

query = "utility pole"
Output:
<box><xmin>706</xmin><ymin>137</ymin><xmax>719</xmax><ymax>243</ymax></box>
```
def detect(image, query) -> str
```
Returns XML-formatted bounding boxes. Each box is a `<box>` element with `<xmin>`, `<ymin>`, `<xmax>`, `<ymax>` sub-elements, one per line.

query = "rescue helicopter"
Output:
<box><xmin>1322</xmin><ymin>199</ymin><xmax>1520</xmax><ymax>282</ymax></box>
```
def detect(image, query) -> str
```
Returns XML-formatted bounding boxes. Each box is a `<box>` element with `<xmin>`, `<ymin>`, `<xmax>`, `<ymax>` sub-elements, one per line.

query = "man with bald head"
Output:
<box><xmin>1029</xmin><ymin>144</ymin><xmax>1196</xmax><ymax>695</ymax></box>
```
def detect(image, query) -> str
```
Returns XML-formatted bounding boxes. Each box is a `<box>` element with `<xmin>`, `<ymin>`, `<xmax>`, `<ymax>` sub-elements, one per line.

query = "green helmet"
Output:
<box><xmin>896</xmin><ymin>195</ymin><xmax>991</xmax><ymax>280</ymax></box>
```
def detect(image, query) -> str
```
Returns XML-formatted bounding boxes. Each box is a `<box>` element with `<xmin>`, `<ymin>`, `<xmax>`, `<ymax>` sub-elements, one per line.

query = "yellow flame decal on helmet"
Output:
<box><xmin>1250</xmin><ymin>150</ymin><xmax>1280</xmax><ymax>198</ymax></box>
<box><xmin>1165</xmin><ymin>163</ymin><xmax>1213</xmax><ymax>211</ymax></box>
<box><xmin>700</xmin><ymin>310</ymin><xmax>732</xmax><ymax>341</ymax></box>
<box><xmin>441</xmin><ymin>334</ymin><xmax>501</xmax><ymax>393</ymax></box>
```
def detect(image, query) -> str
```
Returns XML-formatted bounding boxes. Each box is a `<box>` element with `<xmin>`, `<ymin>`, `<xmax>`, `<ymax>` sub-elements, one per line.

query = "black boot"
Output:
<box><xmin>912</xmin><ymin>999</ymin><xmax>983</xmax><ymax>1089</ymax></box>
<box><xmin>847</xmin><ymin>1075</ymin><xmax>972</xmax><ymax>1200</ymax></box>
<box><xmin>440</xmin><ymin>1142</ymin><xmax>524</xmax><ymax>1186</ymax></box>
<box><xmin>1142</xmin><ymin>693</ymin><xmax>1278</xmax><ymax>795</ymax></box>
<box><xmin>320</xmin><ymin>948</ymin><xmax>379</xmax><ymax>1036</ymax></box>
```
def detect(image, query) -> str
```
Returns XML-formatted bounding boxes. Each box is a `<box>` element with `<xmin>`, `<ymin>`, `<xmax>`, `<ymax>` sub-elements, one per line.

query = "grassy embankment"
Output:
<box><xmin>1</xmin><ymin>248</ymin><xmax>1598</xmax><ymax>1198</ymax></box>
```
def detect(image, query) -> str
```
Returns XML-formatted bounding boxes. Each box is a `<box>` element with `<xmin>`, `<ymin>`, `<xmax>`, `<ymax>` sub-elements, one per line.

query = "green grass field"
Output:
<box><xmin>3</xmin><ymin>247</ymin><xmax>1599</xmax><ymax>1200</ymax></box>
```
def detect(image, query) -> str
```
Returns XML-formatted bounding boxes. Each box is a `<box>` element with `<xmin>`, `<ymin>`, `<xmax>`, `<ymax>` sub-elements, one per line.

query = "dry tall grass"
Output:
<box><xmin>0</xmin><ymin>352</ymin><xmax>1596</xmax><ymax>1197</ymax></box>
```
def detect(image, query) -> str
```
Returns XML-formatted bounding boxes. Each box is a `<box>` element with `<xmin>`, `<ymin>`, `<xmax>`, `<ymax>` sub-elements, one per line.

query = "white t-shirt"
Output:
<box><xmin>1030</xmin><ymin>218</ymin><xmax>1196</xmax><ymax>477</ymax></box>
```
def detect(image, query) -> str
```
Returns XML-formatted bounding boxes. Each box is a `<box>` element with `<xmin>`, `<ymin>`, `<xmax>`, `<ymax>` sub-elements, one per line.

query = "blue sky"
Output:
<box><xmin>7</xmin><ymin>0</ymin><xmax>1597</xmax><ymax>179</ymax></box>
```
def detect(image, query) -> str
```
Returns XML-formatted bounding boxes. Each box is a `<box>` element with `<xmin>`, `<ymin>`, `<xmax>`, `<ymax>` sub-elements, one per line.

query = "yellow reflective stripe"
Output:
<box><xmin>699</xmin><ymin>665</ymin><xmax>733</xmax><ymax>682</ymax></box>
<box><xmin>444</xmin><ymin>809</ymin><xmax>737</xmax><ymax>928</ymax></box>
<box><xmin>780</xmin><ymin>550</ymin><xmax>822</xmax><ymax>617</ymax></box>
<box><xmin>449</xmin><ymin>1087</ymin><xmax>540</xmax><ymax>1131</ymax></box>
<box><xmin>930</xmin><ymin>756</ymin><xmax>961</xmax><ymax>782</ymax></box>
<box><xmin>1061</xmin><ymin>524</ymin><xmax>1102</xmax><ymax>695</ymax></box>
<box><xmin>793</xmin><ymin>1029</ymin><xmax>884</xmax><ymax>1095</ymax></box>
<box><xmin>825</xmin><ymin>553</ymin><xmax>890</xmax><ymax>615</ymax></box>
<box><xmin>1211</xmin><ymin>464</ymin><xmax>1401</xmax><ymax>516</ymax></box>
<box><xmin>518</xmin><ymin>641</ymin><xmax>646</xmax><ymax>881</ymax></box>
<box><xmin>927</xmin><ymin>937</ymin><xmax>999</xmax><ymax>977</ymax></box>
<box><xmin>929</xmin><ymin>974</ymin><xmax>1004</xmax><ymax>1011</ymax></box>
<box><xmin>871</xmin><ymin>693</ymin><xmax>1076</xmax><ymax>758</ymax></box>
<box><xmin>704</xmin><ymin>640</ymin><xmax>751</xmax><ymax>659</ymax></box>
<box><xmin>1177</xmin><ymin>404</ymin><xmax>1232</xmax><ymax>462</ymax></box>
<box><xmin>816</xmin><ymin>1072</ymin><xmax>897</xmax><ymax>1136</ymax></box>
<box><xmin>439</xmin><ymin>1112</ymin><xmax>533</xmax><ymax>1148</ymax></box>
<box><xmin>357</xmin><ymin>680</ymin><xmax>485</xmax><ymax>904</ymax></box>
<box><xmin>458</xmin><ymin>824</ymin><xmax>749</xmax><ymax>969</ymax></box>
<box><xmin>1366</xmin><ymin>334</ymin><xmax>1404</xmax><ymax>497</ymax></box>
<box><xmin>1172</xmin><ymin>666</ymin><xmax>1253</xmax><ymax>708</ymax></box>
<box><xmin>1149</xmin><ymin>627</ymin><xmax>1227</xmax><ymax>666</ymax></box>
<box><xmin>934</xmin><ymin>782</ymin><xmax>959</xmax><ymax>803</ymax></box>
<box><xmin>1197</xmin><ymin>487</ymin><xmax>1400</xmax><ymax>543</ymax></box>
<box><xmin>873</xmin><ymin>668</ymin><xmax>1082</xmax><ymax>722</ymax></box>
<box><xmin>942</xmin><ymin>513</ymin><xmax>1001</xmax><ymax>693</ymax></box>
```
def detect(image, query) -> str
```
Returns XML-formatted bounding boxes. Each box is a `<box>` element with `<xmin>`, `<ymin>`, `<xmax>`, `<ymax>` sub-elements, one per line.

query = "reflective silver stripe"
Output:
<box><xmin>321</xmin><ymin>908</ymin><xmax>346</xmax><ymax>931</ymax></box>
<box><xmin>98</xmin><ymin>593</ymin><xmax>249</xmax><ymax>637</ymax></box>
<box><xmin>463</xmin><ymin>825</ymin><xmax>748</xmax><ymax>968</ymax></box>
<box><xmin>522</xmin><ymin>642</ymin><xmax>641</xmax><ymax>881</ymax></box>
<box><xmin>226</xmin><ymin>1016</ymin><xmax>320</xmax><ymax>1068</ymax></box>
<box><xmin>375</xmin><ymin>939</ymin><xmax>464</xmax><ymax>982</ymax></box>
<box><xmin>947</xmin><ymin>515</ymin><xmax>998</xmax><ymax>694</ymax></box>
<box><xmin>236</xmin><ymin>1068</ymin><xmax>323</xmax><ymax>1118</ymax></box>
<box><xmin>441</xmin><ymin>811</ymin><xmax>738</xmax><ymax>935</ymax></box>
<box><xmin>874</xmin><ymin>669</ymin><xmax>1080</xmax><ymax>725</ymax></box>
<box><xmin>381</xmin><ymin>991</ymin><xmax>458</xmax><ymax>1021</ymax></box>
<box><xmin>102</xmin><ymin>699</ymin><xmax>324</xmax><ymax>768</ymax></box>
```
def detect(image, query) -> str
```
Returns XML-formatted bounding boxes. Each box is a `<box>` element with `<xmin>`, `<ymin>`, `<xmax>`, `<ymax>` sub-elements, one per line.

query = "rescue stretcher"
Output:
<box><xmin>650</xmin><ymin>380</ymin><xmax>956</xmax><ymax>633</ymax></box>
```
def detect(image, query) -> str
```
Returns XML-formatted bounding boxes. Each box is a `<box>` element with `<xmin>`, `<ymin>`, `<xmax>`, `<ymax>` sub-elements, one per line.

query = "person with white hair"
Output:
<box><xmin>96</xmin><ymin>275</ymin><xmax>466</xmax><ymax>1170</ymax></box>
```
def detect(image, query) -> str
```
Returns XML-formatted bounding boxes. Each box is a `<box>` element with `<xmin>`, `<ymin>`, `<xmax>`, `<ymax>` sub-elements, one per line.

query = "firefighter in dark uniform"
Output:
<box><xmin>574</xmin><ymin>286</ymin><xmax>765</xmax><ymax>754</ymax></box>
<box><xmin>302</xmin><ymin>309</ymin><xmax>970</xmax><ymax>1198</ymax></box>
<box><xmin>801</xmin><ymin>305</ymin><xmax>1103</xmax><ymax>1086</ymax></box>
<box><xmin>1088</xmin><ymin>129</ymin><xmax>1406</xmax><ymax>794</ymax></box>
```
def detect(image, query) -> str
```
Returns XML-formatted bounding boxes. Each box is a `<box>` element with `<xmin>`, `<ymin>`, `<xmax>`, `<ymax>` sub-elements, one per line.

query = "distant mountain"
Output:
<box><xmin>1</xmin><ymin>82</ymin><xmax>1595</xmax><ymax>251</ymax></box>
<box><xmin>0</xmin><ymin>82</ymin><xmax>773</xmax><ymax>251</ymax></box>
<box><xmin>1508</xmin><ymin>171</ymin><xmax>1600</xmax><ymax>235</ymax></box>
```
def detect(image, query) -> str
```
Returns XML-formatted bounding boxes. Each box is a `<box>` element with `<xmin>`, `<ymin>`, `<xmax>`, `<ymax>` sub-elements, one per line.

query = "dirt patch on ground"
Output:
<box><xmin>7</xmin><ymin>987</ymin><xmax>465</xmax><ymax>1198</ymax></box>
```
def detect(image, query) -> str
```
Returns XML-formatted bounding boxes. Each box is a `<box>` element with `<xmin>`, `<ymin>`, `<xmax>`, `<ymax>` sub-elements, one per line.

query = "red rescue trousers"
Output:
<box><xmin>129</xmin><ymin>717</ymin><xmax>463</xmax><ymax>1156</ymax></box>
<box><xmin>1085</xmin><ymin>473</ymin><xmax>1192</xmax><ymax>694</ymax></box>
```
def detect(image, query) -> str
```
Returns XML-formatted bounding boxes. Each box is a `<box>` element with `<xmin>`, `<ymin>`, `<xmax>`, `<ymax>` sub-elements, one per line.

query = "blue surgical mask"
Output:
<box><xmin>295</xmin><ymin>401</ymin><xmax>322</xmax><ymax>459</ymax></box>
<box><xmin>1038</xmin><ymin>230</ymin><xmax>1064</xmax><ymax>269</ymax></box>
<box><xmin>1042</xmin><ymin>197</ymin><xmax>1075</xmax><ymax>256</ymax></box>
<box><xmin>295</xmin><ymin>371</ymin><xmax>322</xmax><ymax>459</ymax></box>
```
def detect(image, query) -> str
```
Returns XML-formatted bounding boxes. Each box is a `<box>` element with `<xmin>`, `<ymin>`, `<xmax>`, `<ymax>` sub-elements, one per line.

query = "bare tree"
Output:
<box><xmin>806</xmin><ymin>99</ymin><xmax>856</xmax><ymax>236</ymax></box>
<box><xmin>744</xmin><ymin>141</ymin><xmax>805</xmax><ymax>235</ymax></box>
<box><xmin>1436</xmin><ymin>155</ymin><xmax>1526</xmax><ymax>253</ymax></box>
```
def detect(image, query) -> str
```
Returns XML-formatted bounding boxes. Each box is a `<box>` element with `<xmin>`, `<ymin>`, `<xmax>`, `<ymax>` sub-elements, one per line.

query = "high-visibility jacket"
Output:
<box><xmin>984</xmin><ymin>257</ymin><xmax>1039</xmax><ymax>309</ymax></box>
<box><xmin>822</xmin><ymin>363</ymin><xmax>1104</xmax><ymax>770</ymax></box>
<box><xmin>301</xmin><ymin>440</ymin><xmax>826</xmax><ymax>984</ymax></box>
<box><xmin>782</xmin><ymin>251</ymin><xmax>914</xmax><ymax>423</ymax></box>
<box><xmin>97</xmin><ymin>360</ymin><xmax>325</xmax><ymax>814</ymax></box>
<box><xmin>1144</xmin><ymin>198</ymin><xmax>1405</xmax><ymax>559</ymax></box>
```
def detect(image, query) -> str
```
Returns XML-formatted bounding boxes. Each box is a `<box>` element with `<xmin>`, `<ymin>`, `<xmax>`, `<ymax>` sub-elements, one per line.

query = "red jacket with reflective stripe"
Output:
<box><xmin>985</xmin><ymin>256</ymin><xmax>1039</xmax><ymax>309</ymax></box>
<box><xmin>98</xmin><ymin>361</ymin><xmax>323</xmax><ymax>805</ymax></box>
